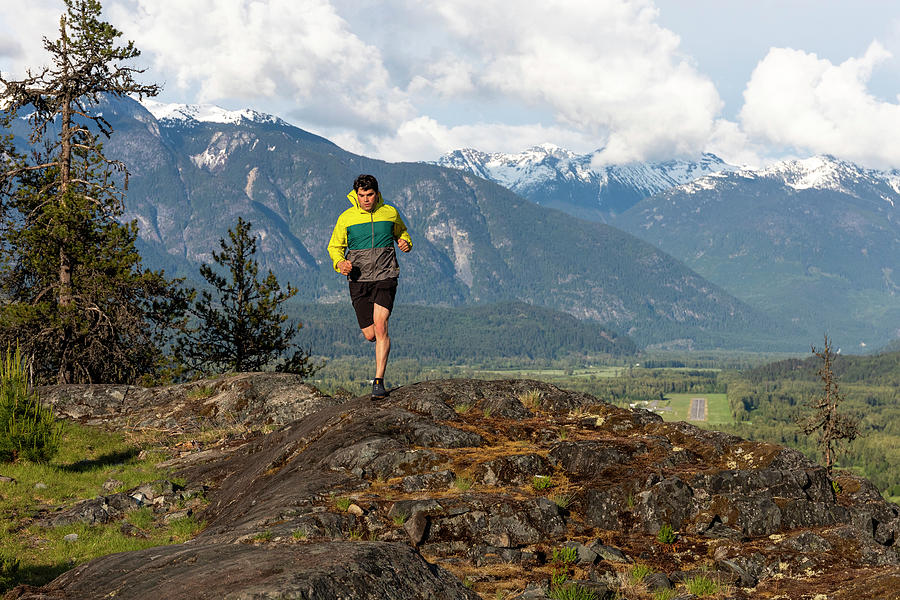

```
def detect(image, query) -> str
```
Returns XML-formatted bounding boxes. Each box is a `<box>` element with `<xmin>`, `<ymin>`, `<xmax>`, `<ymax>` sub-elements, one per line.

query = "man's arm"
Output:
<box><xmin>327</xmin><ymin>217</ymin><xmax>351</xmax><ymax>273</ymax></box>
<box><xmin>393</xmin><ymin>213</ymin><xmax>412</xmax><ymax>252</ymax></box>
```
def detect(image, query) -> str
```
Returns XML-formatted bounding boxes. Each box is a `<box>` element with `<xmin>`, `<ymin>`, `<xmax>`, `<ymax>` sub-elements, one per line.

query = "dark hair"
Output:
<box><xmin>353</xmin><ymin>174</ymin><xmax>379</xmax><ymax>193</ymax></box>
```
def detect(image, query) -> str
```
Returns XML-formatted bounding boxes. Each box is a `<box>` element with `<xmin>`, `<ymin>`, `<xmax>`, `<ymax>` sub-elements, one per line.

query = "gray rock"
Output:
<box><xmin>34</xmin><ymin>482</ymin><xmax>48</xmax><ymax>490</ymax></box>
<box><xmin>582</xmin><ymin>487</ymin><xmax>628</xmax><ymax>530</ymax></box>
<box><xmin>45</xmin><ymin>493</ymin><xmax>142</xmax><ymax>527</ymax></box>
<box><xmin>564</xmin><ymin>541</ymin><xmax>599</xmax><ymax>564</ymax></box>
<box><xmin>636</xmin><ymin>476</ymin><xmax>697</xmax><ymax>532</ymax></box>
<box><xmin>588</xmin><ymin>541</ymin><xmax>630</xmax><ymax>563</ymax></box>
<box><xmin>63</xmin><ymin>533</ymin><xmax>78</xmax><ymax>542</ymax></box>
<box><xmin>164</xmin><ymin>509</ymin><xmax>192</xmax><ymax>523</ymax></box>
<box><xmin>119</xmin><ymin>522</ymin><xmax>148</xmax><ymax>538</ymax></box>
<box><xmin>548</xmin><ymin>441</ymin><xmax>633</xmax><ymax>477</ymax></box>
<box><xmin>404</xmin><ymin>511</ymin><xmax>429</xmax><ymax>546</ymax></box>
<box><xmin>473</xmin><ymin>453</ymin><xmax>553</xmax><ymax>487</ymax></box>
<box><xmin>643</xmin><ymin>572</ymin><xmax>673</xmax><ymax>591</ymax></box>
<box><xmin>102</xmin><ymin>479</ymin><xmax>124</xmax><ymax>492</ymax></box>
<box><xmin>399</xmin><ymin>469</ymin><xmax>456</xmax><ymax>492</ymax></box>
<box><xmin>388</xmin><ymin>500</ymin><xmax>443</xmax><ymax>520</ymax></box>
<box><xmin>38</xmin><ymin>372</ymin><xmax>339</xmax><ymax>431</ymax></box>
<box><xmin>8</xmin><ymin>541</ymin><xmax>481</xmax><ymax>600</ymax></box>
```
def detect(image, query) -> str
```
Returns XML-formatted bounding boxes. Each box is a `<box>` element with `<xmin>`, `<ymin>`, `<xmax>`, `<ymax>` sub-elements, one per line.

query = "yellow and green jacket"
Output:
<box><xmin>327</xmin><ymin>190</ymin><xmax>413</xmax><ymax>282</ymax></box>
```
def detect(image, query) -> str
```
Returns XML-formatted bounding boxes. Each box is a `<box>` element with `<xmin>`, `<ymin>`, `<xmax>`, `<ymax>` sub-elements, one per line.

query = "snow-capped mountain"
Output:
<box><xmin>434</xmin><ymin>144</ymin><xmax>738</xmax><ymax>219</ymax></box>
<box><xmin>141</xmin><ymin>99</ymin><xmax>288</xmax><ymax>128</ymax></box>
<box><xmin>614</xmin><ymin>154</ymin><xmax>900</xmax><ymax>349</ymax></box>
<box><xmin>675</xmin><ymin>155</ymin><xmax>900</xmax><ymax>210</ymax></box>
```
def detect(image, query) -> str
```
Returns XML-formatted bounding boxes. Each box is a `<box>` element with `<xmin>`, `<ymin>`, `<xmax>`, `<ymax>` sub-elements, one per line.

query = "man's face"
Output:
<box><xmin>357</xmin><ymin>188</ymin><xmax>377</xmax><ymax>212</ymax></box>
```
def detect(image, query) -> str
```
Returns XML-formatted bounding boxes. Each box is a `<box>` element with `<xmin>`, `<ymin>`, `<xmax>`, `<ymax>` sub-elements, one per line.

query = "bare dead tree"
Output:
<box><xmin>797</xmin><ymin>335</ymin><xmax>859</xmax><ymax>475</ymax></box>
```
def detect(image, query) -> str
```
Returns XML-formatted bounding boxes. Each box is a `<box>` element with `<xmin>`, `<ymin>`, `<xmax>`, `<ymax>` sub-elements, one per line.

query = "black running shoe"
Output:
<box><xmin>372</xmin><ymin>378</ymin><xmax>388</xmax><ymax>400</ymax></box>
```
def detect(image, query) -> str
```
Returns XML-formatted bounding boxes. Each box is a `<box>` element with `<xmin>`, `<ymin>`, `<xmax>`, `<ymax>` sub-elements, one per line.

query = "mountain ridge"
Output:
<box><xmin>54</xmin><ymin>96</ymin><xmax>788</xmax><ymax>351</ymax></box>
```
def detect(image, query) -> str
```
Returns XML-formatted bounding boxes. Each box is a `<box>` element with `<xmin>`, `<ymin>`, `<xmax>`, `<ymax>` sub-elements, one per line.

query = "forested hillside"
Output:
<box><xmin>293</xmin><ymin>301</ymin><xmax>637</xmax><ymax>361</ymax></box>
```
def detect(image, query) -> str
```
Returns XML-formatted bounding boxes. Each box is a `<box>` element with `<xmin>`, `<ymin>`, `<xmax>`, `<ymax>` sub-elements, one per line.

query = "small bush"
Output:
<box><xmin>551</xmin><ymin>546</ymin><xmax>578</xmax><ymax>565</ymax></box>
<box><xmin>335</xmin><ymin>496</ymin><xmax>352</xmax><ymax>511</ymax></box>
<box><xmin>628</xmin><ymin>563</ymin><xmax>653</xmax><ymax>584</ymax></box>
<box><xmin>454</xmin><ymin>402</ymin><xmax>472</xmax><ymax>414</ymax></box>
<box><xmin>533</xmin><ymin>475</ymin><xmax>554</xmax><ymax>491</ymax></box>
<box><xmin>831</xmin><ymin>480</ymin><xmax>842</xmax><ymax>495</ymax></box>
<box><xmin>518</xmin><ymin>389</ymin><xmax>543</xmax><ymax>409</ymax></box>
<box><xmin>550</xmin><ymin>493</ymin><xmax>572</xmax><ymax>509</ymax></box>
<box><xmin>252</xmin><ymin>530</ymin><xmax>273</xmax><ymax>542</ymax></box>
<box><xmin>548</xmin><ymin>582</ymin><xmax>598</xmax><ymax>600</ymax></box>
<box><xmin>392</xmin><ymin>512</ymin><xmax>409</xmax><ymax>526</ymax></box>
<box><xmin>656</xmin><ymin>523</ymin><xmax>677</xmax><ymax>544</ymax></box>
<box><xmin>551</xmin><ymin>567</ymin><xmax>569</xmax><ymax>587</ymax></box>
<box><xmin>186</xmin><ymin>386</ymin><xmax>215</xmax><ymax>400</ymax></box>
<box><xmin>291</xmin><ymin>528</ymin><xmax>307</xmax><ymax>540</ymax></box>
<box><xmin>453</xmin><ymin>476</ymin><xmax>473</xmax><ymax>491</ymax></box>
<box><xmin>0</xmin><ymin>344</ymin><xmax>62</xmax><ymax>463</ymax></box>
<box><xmin>653</xmin><ymin>589</ymin><xmax>677</xmax><ymax>600</ymax></box>
<box><xmin>684</xmin><ymin>574</ymin><xmax>719</xmax><ymax>596</ymax></box>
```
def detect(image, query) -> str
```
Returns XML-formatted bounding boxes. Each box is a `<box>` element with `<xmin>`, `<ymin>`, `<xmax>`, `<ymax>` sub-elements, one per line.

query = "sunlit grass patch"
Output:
<box><xmin>0</xmin><ymin>421</ymin><xmax>204</xmax><ymax>593</ymax></box>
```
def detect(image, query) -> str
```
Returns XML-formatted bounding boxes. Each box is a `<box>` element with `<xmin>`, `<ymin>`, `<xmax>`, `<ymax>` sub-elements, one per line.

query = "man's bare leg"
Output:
<box><xmin>372</xmin><ymin>303</ymin><xmax>391</xmax><ymax>379</ymax></box>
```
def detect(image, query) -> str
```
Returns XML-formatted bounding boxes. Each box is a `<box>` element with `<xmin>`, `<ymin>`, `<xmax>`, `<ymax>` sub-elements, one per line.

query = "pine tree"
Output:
<box><xmin>0</xmin><ymin>0</ymin><xmax>187</xmax><ymax>384</ymax></box>
<box><xmin>174</xmin><ymin>218</ymin><xmax>319</xmax><ymax>376</ymax></box>
<box><xmin>797</xmin><ymin>335</ymin><xmax>859</xmax><ymax>474</ymax></box>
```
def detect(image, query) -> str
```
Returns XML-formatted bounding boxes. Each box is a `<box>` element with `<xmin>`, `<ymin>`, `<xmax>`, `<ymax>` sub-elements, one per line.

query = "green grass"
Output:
<box><xmin>628</xmin><ymin>564</ymin><xmax>653</xmax><ymax>585</ymax></box>
<box><xmin>650</xmin><ymin>393</ymin><xmax>731</xmax><ymax>425</ymax></box>
<box><xmin>551</xmin><ymin>546</ymin><xmax>578</xmax><ymax>565</ymax></box>
<box><xmin>656</xmin><ymin>523</ymin><xmax>676</xmax><ymax>544</ymax></box>
<box><xmin>684</xmin><ymin>574</ymin><xmax>719</xmax><ymax>596</ymax></box>
<box><xmin>0</xmin><ymin>421</ymin><xmax>205</xmax><ymax>593</ymax></box>
<box><xmin>532</xmin><ymin>475</ymin><xmax>554</xmax><ymax>491</ymax></box>
<box><xmin>453</xmin><ymin>476</ymin><xmax>473</xmax><ymax>492</ymax></box>
<box><xmin>548</xmin><ymin>582</ymin><xmax>598</xmax><ymax>600</ymax></box>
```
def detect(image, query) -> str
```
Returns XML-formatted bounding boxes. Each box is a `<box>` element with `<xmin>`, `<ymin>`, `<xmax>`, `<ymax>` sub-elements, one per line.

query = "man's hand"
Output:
<box><xmin>397</xmin><ymin>238</ymin><xmax>411</xmax><ymax>253</ymax></box>
<box><xmin>338</xmin><ymin>260</ymin><xmax>353</xmax><ymax>275</ymax></box>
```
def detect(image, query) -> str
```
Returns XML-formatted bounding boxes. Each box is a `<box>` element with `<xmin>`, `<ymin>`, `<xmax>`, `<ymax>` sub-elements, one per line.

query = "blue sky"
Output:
<box><xmin>3</xmin><ymin>1</ymin><xmax>900</xmax><ymax>168</ymax></box>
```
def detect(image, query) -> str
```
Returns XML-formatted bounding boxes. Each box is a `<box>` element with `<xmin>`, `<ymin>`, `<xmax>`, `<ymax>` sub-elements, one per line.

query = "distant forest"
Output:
<box><xmin>292</xmin><ymin>301</ymin><xmax>637</xmax><ymax>361</ymax></box>
<box><xmin>720</xmin><ymin>350</ymin><xmax>900</xmax><ymax>498</ymax></box>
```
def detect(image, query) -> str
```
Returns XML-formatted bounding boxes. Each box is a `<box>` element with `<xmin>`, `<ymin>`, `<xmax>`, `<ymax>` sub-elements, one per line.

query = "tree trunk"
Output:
<box><xmin>57</xmin><ymin>14</ymin><xmax>73</xmax><ymax>384</ymax></box>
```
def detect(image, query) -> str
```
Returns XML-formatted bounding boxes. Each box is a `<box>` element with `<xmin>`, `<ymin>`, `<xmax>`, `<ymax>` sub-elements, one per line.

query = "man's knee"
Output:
<box><xmin>361</xmin><ymin>326</ymin><xmax>376</xmax><ymax>342</ymax></box>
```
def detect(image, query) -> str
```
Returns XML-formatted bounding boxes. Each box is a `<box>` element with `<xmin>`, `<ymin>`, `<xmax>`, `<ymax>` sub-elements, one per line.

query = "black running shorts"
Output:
<box><xmin>348</xmin><ymin>278</ymin><xmax>398</xmax><ymax>329</ymax></box>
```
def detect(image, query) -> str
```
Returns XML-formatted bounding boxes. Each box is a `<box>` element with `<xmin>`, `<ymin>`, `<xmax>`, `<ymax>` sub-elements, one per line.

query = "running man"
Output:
<box><xmin>327</xmin><ymin>174</ymin><xmax>412</xmax><ymax>399</ymax></box>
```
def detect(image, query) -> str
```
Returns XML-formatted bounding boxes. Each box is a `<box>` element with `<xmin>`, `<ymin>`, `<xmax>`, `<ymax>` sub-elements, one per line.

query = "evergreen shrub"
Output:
<box><xmin>0</xmin><ymin>345</ymin><xmax>61</xmax><ymax>462</ymax></box>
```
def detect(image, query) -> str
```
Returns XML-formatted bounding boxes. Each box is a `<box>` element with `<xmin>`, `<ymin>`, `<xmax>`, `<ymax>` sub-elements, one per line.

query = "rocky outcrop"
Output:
<box><xmin>8</xmin><ymin>377</ymin><xmax>900</xmax><ymax>599</ymax></box>
<box><xmin>38</xmin><ymin>372</ymin><xmax>336</xmax><ymax>431</ymax></box>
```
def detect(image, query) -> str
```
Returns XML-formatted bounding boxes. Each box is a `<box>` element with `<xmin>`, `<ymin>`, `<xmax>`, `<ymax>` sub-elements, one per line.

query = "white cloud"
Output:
<box><xmin>0</xmin><ymin>0</ymin><xmax>67</xmax><ymax>77</ymax></box>
<box><xmin>107</xmin><ymin>0</ymin><xmax>415</xmax><ymax>132</ymax></box>
<box><xmin>421</xmin><ymin>0</ymin><xmax>724</xmax><ymax>164</ymax></box>
<box><xmin>331</xmin><ymin>116</ymin><xmax>596</xmax><ymax>163</ymax></box>
<box><xmin>740</xmin><ymin>42</ymin><xmax>900</xmax><ymax>169</ymax></box>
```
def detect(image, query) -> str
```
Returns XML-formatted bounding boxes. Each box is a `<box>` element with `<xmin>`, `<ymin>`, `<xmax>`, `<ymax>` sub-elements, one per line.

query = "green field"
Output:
<box><xmin>472</xmin><ymin>366</ymin><xmax>626</xmax><ymax>379</ymax></box>
<box><xmin>634</xmin><ymin>393</ymin><xmax>732</xmax><ymax>425</ymax></box>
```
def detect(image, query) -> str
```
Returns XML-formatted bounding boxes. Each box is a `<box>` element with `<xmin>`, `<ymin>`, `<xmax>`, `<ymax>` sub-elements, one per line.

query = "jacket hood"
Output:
<box><xmin>347</xmin><ymin>189</ymin><xmax>384</xmax><ymax>211</ymax></box>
